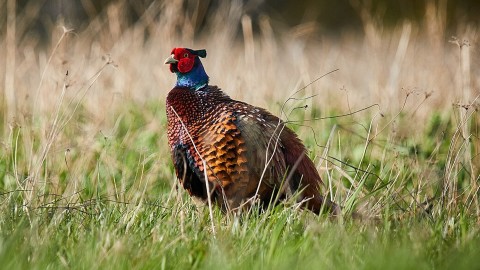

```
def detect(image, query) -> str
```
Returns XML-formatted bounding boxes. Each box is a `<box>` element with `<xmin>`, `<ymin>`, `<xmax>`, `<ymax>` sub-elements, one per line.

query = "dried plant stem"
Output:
<box><xmin>4</xmin><ymin>0</ymin><xmax>16</xmax><ymax>123</ymax></box>
<box><xmin>32</xmin><ymin>27</ymin><xmax>72</xmax><ymax>116</ymax></box>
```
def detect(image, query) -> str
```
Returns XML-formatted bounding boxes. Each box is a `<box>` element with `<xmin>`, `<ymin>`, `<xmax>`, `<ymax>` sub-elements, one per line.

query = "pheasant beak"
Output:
<box><xmin>164</xmin><ymin>54</ymin><xmax>178</xmax><ymax>64</ymax></box>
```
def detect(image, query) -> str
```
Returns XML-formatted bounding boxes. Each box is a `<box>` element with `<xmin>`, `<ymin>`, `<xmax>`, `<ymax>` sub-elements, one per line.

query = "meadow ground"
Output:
<box><xmin>0</xmin><ymin>2</ymin><xmax>479</xmax><ymax>269</ymax></box>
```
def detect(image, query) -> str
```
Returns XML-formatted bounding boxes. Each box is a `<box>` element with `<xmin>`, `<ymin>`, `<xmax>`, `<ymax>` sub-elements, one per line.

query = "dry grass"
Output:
<box><xmin>0</xmin><ymin>1</ymin><xmax>479</xmax><ymax>268</ymax></box>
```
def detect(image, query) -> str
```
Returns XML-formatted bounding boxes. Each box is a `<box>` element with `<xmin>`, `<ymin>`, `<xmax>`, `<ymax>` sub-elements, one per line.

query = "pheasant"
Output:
<box><xmin>164</xmin><ymin>47</ymin><xmax>339</xmax><ymax>215</ymax></box>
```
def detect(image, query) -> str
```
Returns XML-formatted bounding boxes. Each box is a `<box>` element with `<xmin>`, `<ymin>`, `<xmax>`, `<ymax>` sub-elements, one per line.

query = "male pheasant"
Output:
<box><xmin>165</xmin><ymin>47</ymin><xmax>339</xmax><ymax>215</ymax></box>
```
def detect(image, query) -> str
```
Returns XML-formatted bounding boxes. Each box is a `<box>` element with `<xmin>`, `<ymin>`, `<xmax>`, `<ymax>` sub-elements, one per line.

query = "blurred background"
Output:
<box><xmin>0</xmin><ymin>0</ymin><xmax>478</xmax><ymax>147</ymax></box>
<box><xmin>1</xmin><ymin>0</ymin><xmax>478</xmax><ymax>94</ymax></box>
<box><xmin>0</xmin><ymin>0</ymin><xmax>478</xmax><ymax>140</ymax></box>
<box><xmin>1</xmin><ymin>0</ymin><xmax>479</xmax><ymax>132</ymax></box>
<box><xmin>3</xmin><ymin>0</ymin><xmax>480</xmax><ymax>42</ymax></box>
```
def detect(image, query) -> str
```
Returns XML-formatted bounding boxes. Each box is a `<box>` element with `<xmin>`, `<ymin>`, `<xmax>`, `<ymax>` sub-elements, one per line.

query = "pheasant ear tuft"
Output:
<box><xmin>187</xmin><ymin>49</ymin><xmax>207</xmax><ymax>58</ymax></box>
<box><xmin>195</xmin><ymin>49</ymin><xmax>207</xmax><ymax>58</ymax></box>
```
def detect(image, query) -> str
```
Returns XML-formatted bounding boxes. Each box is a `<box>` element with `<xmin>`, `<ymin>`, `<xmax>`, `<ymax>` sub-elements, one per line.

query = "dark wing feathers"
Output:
<box><xmin>172</xmin><ymin>144</ymin><xmax>208</xmax><ymax>199</ymax></box>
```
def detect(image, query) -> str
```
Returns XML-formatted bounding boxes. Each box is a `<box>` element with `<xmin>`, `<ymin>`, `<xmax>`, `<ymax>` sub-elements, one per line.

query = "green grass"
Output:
<box><xmin>0</xmin><ymin>194</ymin><xmax>478</xmax><ymax>270</ymax></box>
<box><xmin>1</xmin><ymin>101</ymin><xmax>479</xmax><ymax>269</ymax></box>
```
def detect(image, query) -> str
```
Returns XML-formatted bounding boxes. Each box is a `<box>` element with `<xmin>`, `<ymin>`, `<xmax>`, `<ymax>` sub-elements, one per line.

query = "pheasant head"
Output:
<box><xmin>165</xmin><ymin>48</ymin><xmax>209</xmax><ymax>90</ymax></box>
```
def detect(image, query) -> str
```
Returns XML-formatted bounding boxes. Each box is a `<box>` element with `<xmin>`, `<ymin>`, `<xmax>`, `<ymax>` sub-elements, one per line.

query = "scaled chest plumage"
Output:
<box><xmin>166</xmin><ymin>86</ymin><xmax>242</xmax><ymax>168</ymax></box>
<box><xmin>166</xmin><ymin>86</ymin><xmax>289</xmax><ymax>209</ymax></box>
<box><xmin>166</xmin><ymin>86</ymin><xmax>230</xmax><ymax>148</ymax></box>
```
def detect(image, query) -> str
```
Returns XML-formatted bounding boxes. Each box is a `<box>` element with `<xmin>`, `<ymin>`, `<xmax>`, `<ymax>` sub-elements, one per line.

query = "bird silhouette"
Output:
<box><xmin>165</xmin><ymin>47</ymin><xmax>339</xmax><ymax>215</ymax></box>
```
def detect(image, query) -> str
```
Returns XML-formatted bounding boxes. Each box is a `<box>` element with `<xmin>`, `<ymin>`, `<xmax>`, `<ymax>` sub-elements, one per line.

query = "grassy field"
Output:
<box><xmin>1</xmin><ymin>1</ymin><xmax>479</xmax><ymax>269</ymax></box>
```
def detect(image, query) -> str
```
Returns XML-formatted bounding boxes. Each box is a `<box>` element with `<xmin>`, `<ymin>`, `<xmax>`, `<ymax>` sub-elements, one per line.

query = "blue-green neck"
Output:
<box><xmin>175</xmin><ymin>59</ymin><xmax>209</xmax><ymax>90</ymax></box>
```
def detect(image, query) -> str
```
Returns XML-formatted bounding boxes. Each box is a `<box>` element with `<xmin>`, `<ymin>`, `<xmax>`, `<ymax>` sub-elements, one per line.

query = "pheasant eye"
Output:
<box><xmin>183</xmin><ymin>53</ymin><xmax>189</xmax><ymax>58</ymax></box>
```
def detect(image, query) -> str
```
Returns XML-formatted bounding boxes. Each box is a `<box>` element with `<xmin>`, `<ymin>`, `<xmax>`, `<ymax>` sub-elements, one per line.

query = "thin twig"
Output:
<box><xmin>170</xmin><ymin>106</ymin><xmax>216</xmax><ymax>236</ymax></box>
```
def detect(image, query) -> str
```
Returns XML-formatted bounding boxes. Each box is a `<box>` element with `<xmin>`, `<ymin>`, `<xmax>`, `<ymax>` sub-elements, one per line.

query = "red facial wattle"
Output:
<box><xmin>177</xmin><ymin>57</ymin><xmax>194</xmax><ymax>73</ymax></box>
<box><xmin>169</xmin><ymin>48</ymin><xmax>196</xmax><ymax>73</ymax></box>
